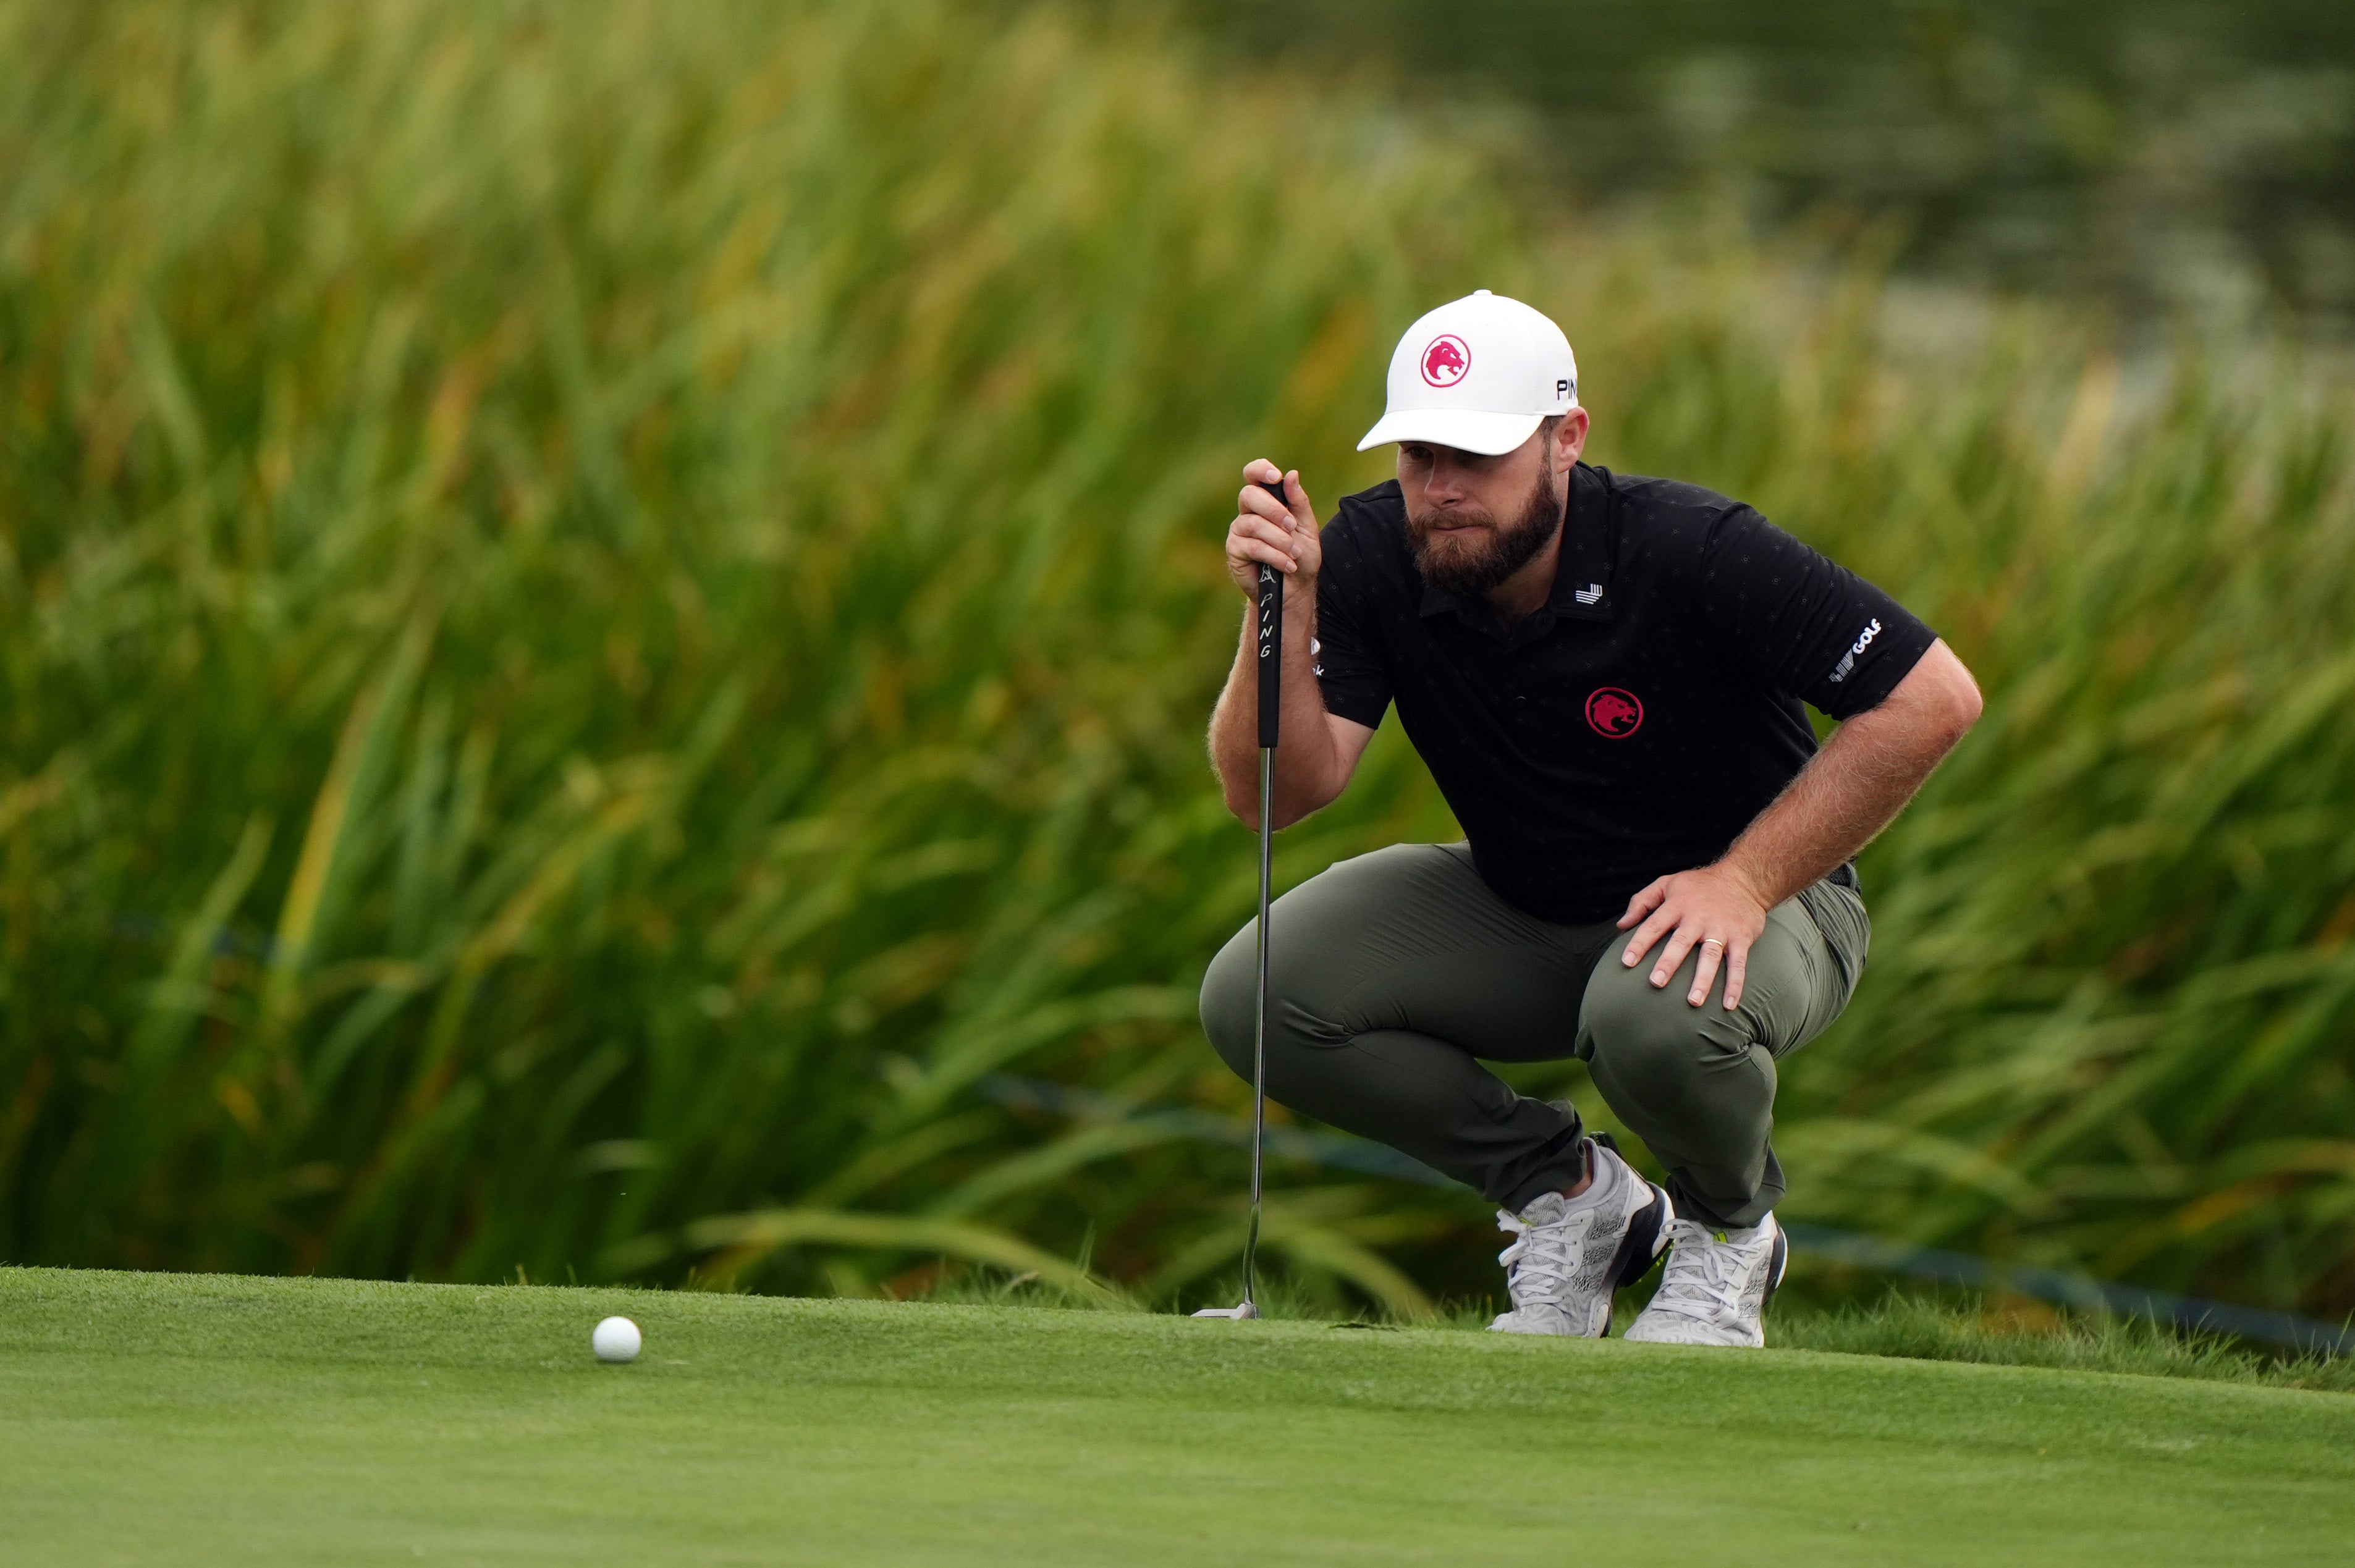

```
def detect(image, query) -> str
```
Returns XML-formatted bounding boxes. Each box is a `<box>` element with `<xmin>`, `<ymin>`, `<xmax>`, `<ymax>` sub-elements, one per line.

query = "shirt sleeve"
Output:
<box><xmin>1695</xmin><ymin>505</ymin><xmax>1937</xmax><ymax>719</ymax></box>
<box><xmin>1310</xmin><ymin>516</ymin><xmax>1393</xmax><ymax>730</ymax></box>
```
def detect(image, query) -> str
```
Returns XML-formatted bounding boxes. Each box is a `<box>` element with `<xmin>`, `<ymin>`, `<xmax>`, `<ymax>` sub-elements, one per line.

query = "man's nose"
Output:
<box><xmin>1427</xmin><ymin>457</ymin><xmax>1473</xmax><ymax>502</ymax></box>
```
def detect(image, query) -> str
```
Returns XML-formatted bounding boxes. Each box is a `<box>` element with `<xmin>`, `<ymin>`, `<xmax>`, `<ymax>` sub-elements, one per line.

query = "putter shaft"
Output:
<box><xmin>1196</xmin><ymin>536</ymin><xmax>1283</xmax><ymax>1322</ymax></box>
<box><xmin>1195</xmin><ymin>750</ymin><xmax>1269</xmax><ymax>1323</ymax></box>
<box><xmin>1244</xmin><ymin>743</ymin><xmax>1272</xmax><ymax>1310</ymax></box>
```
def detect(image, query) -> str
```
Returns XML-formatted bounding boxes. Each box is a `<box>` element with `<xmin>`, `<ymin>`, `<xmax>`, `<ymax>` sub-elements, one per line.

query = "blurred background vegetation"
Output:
<box><xmin>1169</xmin><ymin>0</ymin><xmax>2355</xmax><ymax>332</ymax></box>
<box><xmin>2</xmin><ymin>0</ymin><xmax>2351</xmax><ymax>1323</ymax></box>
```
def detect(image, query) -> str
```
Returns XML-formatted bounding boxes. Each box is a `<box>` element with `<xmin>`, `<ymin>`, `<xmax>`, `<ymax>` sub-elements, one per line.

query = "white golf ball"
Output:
<box><xmin>591</xmin><ymin>1315</ymin><xmax>641</xmax><ymax>1363</ymax></box>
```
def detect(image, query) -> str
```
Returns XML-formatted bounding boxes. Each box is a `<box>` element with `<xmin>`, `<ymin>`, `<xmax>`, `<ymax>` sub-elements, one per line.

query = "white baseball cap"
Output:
<box><xmin>1356</xmin><ymin>290</ymin><xmax>1578</xmax><ymax>456</ymax></box>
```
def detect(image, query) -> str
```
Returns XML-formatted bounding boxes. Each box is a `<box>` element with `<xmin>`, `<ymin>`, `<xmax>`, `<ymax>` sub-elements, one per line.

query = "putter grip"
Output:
<box><xmin>1255</xmin><ymin>480</ymin><xmax>1287</xmax><ymax>749</ymax></box>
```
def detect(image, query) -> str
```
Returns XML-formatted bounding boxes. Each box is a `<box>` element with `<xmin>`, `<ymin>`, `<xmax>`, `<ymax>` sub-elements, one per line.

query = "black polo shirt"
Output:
<box><xmin>1312</xmin><ymin>463</ymin><xmax>1937</xmax><ymax>925</ymax></box>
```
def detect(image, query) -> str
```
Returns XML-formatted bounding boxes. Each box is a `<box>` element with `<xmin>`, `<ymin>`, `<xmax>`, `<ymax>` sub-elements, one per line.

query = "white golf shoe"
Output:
<box><xmin>1623</xmin><ymin>1214</ymin><xmax>1789</xmax><ymax>1347</ymax></box>
<box><xmin>1488</xmin><ymin>1137</ymin><xmax>1673</xmax><ymax>1338</ymax></box>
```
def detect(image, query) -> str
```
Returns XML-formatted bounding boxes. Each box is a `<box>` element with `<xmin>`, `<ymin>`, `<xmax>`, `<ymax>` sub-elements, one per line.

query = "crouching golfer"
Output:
<box><xmin>1200</xmin><ymin>290</ymin><xmax>1981</xmax><ymax>1346</ymax></box>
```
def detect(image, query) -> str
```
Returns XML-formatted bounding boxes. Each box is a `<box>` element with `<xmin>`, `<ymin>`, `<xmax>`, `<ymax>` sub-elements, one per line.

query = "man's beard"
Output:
<box><xmin>1405</xmin><ymin>463</ymin><xmax>1563</xmax><ymax>600</ymax></box>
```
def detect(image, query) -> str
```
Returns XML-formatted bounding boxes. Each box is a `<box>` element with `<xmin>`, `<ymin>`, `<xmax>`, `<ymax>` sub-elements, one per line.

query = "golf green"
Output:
<box><xmin>4</xmin><ymin>1267</ymin><xmax>2349</xmax><ymax>1564</ymax></box>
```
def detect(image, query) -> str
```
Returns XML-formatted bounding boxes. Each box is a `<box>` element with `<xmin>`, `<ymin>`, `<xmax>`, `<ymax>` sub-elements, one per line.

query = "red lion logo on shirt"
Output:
<box><xmin>1420</xmin><ymin>335</ymin><xmax>1471</xmax><ymax>388</ymax></box>
<box><xmin>1585</xmin><ymin>687</ymin><xmax>1644</xmax><ymax>738</ymax></box>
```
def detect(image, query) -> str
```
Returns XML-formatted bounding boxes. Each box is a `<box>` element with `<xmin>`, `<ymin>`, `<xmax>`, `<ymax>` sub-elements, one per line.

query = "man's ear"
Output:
<box><xmin>1558</xmin><ymin>407</ymin><xmax>1591</xmax><ymax>470</ymax></box>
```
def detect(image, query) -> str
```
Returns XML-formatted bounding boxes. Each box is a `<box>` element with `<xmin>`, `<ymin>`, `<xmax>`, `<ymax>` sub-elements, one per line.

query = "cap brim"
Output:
<box><xmin>1356</xmin><ymin>408</ymin><xmax>1544</xmax><ymax>456</ymax></box>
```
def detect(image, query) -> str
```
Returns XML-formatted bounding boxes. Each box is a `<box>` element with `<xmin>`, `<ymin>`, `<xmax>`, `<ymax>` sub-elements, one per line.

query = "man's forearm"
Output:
<box><xmin>1208</xmin><ymin>593</ymin><xmax>1342</xmax><ymax>828</ymax></box>
<box><xmin>1719</xmin><ymin>643</ymin><xmax>1982</xmax><ymax>907</ymax></box>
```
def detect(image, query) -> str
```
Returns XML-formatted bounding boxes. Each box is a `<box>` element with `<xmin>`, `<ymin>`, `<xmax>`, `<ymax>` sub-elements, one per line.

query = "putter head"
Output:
<box><xmin>1190</xmin><ymin>1301</ymin><xmax>1260</xmax><ymax>1320</ymax></box>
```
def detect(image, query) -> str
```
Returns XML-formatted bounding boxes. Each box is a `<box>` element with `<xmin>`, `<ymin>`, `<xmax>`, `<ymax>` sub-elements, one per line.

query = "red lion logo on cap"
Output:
<box><xmin>1420</xmin><ymin>334</ymin><xmax>1471</xmax><ymax>388</ymax></box>
<box><xmin>1585</xmin><ymin>687</ymin><xmax>1643</xmax><ymax>739</ymax></box>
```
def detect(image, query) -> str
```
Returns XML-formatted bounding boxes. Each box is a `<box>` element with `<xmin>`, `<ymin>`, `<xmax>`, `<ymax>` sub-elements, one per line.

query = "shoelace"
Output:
<box><xmin>1494</xmin><ymin>1206</ymin><xmax>1599</xmax><ymax>1308</ymax></box>
<box><xmin>1643</xmin><ymin>1219</ymin><xmax>1761</xmax><ymax>1324</ymax></box>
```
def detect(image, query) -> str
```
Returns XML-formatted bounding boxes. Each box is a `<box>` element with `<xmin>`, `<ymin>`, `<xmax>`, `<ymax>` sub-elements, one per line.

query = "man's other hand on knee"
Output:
<box><xmin>1617</xmin><ymin>864</ymin><xmax>1772</xmax><ymax>1009</ymax></box>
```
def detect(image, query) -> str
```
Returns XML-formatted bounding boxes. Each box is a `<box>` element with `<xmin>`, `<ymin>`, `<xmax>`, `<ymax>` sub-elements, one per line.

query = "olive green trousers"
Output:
<box><xmin>1198</xmin><ymin>843</ymin><xmax>1869</xmax><ymax>1228</ymax></box>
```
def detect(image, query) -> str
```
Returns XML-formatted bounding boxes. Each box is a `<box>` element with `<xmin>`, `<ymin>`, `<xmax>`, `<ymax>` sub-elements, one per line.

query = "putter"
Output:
<box><xmin>1195</xmin><ymin>476</ymin><xmax>1288</xmax><ymax>1322</ymax></box>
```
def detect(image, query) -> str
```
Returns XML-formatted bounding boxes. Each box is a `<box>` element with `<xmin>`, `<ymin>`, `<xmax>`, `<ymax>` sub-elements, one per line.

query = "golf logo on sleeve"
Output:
<box><xmin>1584</xmin><ymin>686</ymin><xmax>1644</xmax><ymax>738</ymax></box>
<box><xmin>1827</xmin><ymin>618</ymin><xmax>1883</xmax><ymax>685</ymax></box>
<box><xmin>1419</xmin><ymin>334</ymin><xmax>1471</xmax><ymax>387</ymax></box>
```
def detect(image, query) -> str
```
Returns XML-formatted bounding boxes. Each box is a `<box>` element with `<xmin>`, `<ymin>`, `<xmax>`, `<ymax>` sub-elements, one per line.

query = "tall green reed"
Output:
<box><xmin>0</xmin><ymin>0</ymin><xmax>1489</xmax><ymax>1310</ymax></box>
<box><xmin>1</xmin><ymin>0</ymin><xmax>2349</xmax><ymax>1320</ymax></box>
<box><xmin>1562</xmin><ymin>237</ymin><xmax>2355</xmax><ymax>1315</ymax></box>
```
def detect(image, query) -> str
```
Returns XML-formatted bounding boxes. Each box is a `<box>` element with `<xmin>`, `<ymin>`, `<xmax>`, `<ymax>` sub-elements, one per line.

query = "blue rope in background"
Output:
<box><xmin>979</xmin><ymin>1074</ymin><xmax>2355</xmax><ymax>1355</ymax></box>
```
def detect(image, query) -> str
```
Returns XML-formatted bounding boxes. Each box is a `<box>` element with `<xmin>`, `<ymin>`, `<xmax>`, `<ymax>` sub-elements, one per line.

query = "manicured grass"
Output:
<box><xmin>1767</xmin><ymin>1292</ymin><xmax>2355</xmax><ymax>1392</ymax></box>
<box><xmin>4</xmin><ymin>1268</ymin><xmax>2351</xmax><ymax>1564</ymax></box>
